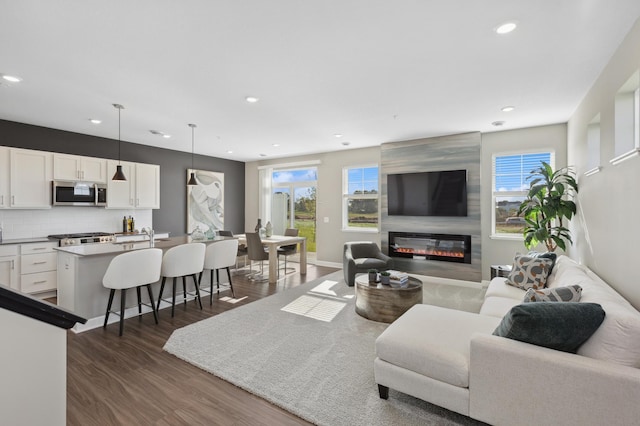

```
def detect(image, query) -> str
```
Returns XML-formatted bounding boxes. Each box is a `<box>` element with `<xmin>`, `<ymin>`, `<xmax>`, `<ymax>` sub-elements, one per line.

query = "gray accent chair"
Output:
<box><xmin>343</xmin><ymin>241</ymin><xmax>393</xmax><ymax>286</ymax></box>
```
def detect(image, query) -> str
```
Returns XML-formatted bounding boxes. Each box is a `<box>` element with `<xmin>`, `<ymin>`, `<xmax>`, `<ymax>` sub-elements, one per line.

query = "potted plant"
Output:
<box><xmin>518</xmin><ymin>161</ymin><xmax>578</xmax><ymax>252</ymax></box>
<box><xmin>379</xmin><ymin>270</ymin><xmax>391</xmax><ymax>285</ymax></box>
<box><xmin>368</xmin><ymin>269</ymin><xmax>378</xmax><ymax>283</ymax></box>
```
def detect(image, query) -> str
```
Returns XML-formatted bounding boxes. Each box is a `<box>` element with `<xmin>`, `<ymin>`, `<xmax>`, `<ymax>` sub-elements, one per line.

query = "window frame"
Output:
<box><xmin>491</xmin><ymin>150</ymin><xmax>555</xmax><ymax>240</ymax></box>
<box><xmin>342</xmin><ymin>164</ymin><xmax>379</xmax><ymax>232</ymax></box>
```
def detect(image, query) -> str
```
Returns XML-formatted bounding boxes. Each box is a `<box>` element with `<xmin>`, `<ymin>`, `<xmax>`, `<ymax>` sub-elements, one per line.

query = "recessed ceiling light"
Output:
<box><xmin>259</xmin><ymin>153</ymin><xmax>267</xmax><ymax>157</ymax></box>
<box><xmin>272</xmin><ymin>143</ymin><xmax>280</xmax><ymax>147</ymax></box>
<box><xmin>245</xmin><ymin>96</ymin><xmax>259</xmax><ymax>103</ymax></box>
<box><xmin>501</xmin><ymin>106</ymin><xmax>515</xmax><ymax>112</ymax></box>
<box><xmin>89</xmin><ymin>119</ymin><xmax>102</xmax><ymax>124</ymax></box>
<box><xmin>150</xmin><ymin>130</ymin><xmax>171</xmax><ymax>138</ymax></box>
<box><xmin>2</xmin><ymin>74</ymin><xmax>22</xmax><ymax>83</ymax></box>
<box><xmin>341</xmin><ymin>141</ymin><xmax>351</xmax><ymax>146</ymax></box>
<box><xmin>227</xmin><ymin>150</ymin><xmax>233</xmax><ymax>154</ymax></box>
<box><xmin>492</xmin><ymin>121</ymin><xmax>506</xmax><ymax>127</ymax></box>
<box><xmin>334</xmin><ymin>134</ymin><xmax>343</xmax><ymax>138</ymax></box>
<box><xmin>495</xmin><ymin>22</ymin><xmax>517</xmax><ymax>34</ymax></box>
<box><xmin>162</xmin><ymin>134</ymin><xmax>171</xmax><ymax>139</ymax></box>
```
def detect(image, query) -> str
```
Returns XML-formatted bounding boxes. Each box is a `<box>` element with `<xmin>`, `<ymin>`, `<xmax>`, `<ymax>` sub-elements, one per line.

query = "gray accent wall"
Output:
<box><xmin>381</xmin><ymin>132</ymin><xmax>482</xmax><ymax>282</ymax></box>
<box><xmin>0</xmin><ymin>119</ymin><xmax>245</xmax><ymax>236</ymax></box>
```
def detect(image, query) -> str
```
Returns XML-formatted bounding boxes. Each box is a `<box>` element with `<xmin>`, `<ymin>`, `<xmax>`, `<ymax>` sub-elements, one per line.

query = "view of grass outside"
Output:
<box><xmin>345</xmin><ymin>166</ymin><xmax>379</xmax><ymax>230</ymax></box>
<box><xmin>294</xmin><ymin>188</ymin><xmax>316</xmax><ymax>252</ymax></box>
<box><xmin>495</xmin><ymin>197</ymin><xmax>526</xmax><ymax>234</ymax></box>
<box><xmin>347</xmin><ymin>198</ymin><xmax>378</xmax><ymax>228</ymax></box>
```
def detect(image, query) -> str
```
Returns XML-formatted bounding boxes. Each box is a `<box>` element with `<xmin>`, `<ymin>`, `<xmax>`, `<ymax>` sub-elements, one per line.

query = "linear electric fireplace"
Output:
<box><xmin>388</xmin><ymin>231</ymin><xmax>471</xmax><ymax>264</ymax></box>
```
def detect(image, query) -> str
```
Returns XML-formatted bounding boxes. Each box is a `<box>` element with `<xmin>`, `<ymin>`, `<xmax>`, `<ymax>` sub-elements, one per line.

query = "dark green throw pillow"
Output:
<box><xmin>493</xmin><ymin>302</ymin><xmax>605</xmax><ymax>353</ymax></box>
<box><xmin>528</xmin><ymin>251</ymin><xmax>558</xmax><ymax>275</ymax></box>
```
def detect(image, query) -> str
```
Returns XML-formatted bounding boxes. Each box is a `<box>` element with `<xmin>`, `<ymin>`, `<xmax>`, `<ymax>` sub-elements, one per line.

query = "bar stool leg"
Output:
<box><xmin>226</xmin><ymin>267</ymin><xmax>235</xmax><ymax>298</ymax></box>
<box><xmin>146</xmin><ymin>284</ymin><xmax>158</xmax><ymax>324</ymax></box>
<box><xmin>158</xmin><ymin>277</ymin><xmax>167</xmax><ymax>309</ymax></box>
<box><xmin>182</xmin><ymin>276</ymin><xmax>187</xmax><ymax>305</ymax></box>
<box><xmin>104</xmin><ymin>289</ymin><xmax>115</xmax><ymax>328</ymax></box>
<box><xmin>136</xmin><ymin>286</ymin><xmax>142</xmax><ymax>317</ymax></box>
<box><xmin>209</xmin><ymin>269</ymin><xmax>214</xmax><ymax>305</ymax></box>
<box><xmin>119</xmin><ymin>288</ymin><xmax>127</xmax><ymax>337</ymax></box>
<box><xmin>171</xmin><ymin>277</ymin><xmax>177</xmax><ymax>317</ymax></box>
<box><xmin>192</xmin><ymin>274</ymin><xmax>203</xmax><ymax>309</ymax></box>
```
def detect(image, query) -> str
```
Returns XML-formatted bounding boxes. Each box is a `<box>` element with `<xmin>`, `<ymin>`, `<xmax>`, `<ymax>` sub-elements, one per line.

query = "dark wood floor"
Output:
<box><xmin>65</xmin><ymin>264</ymin><xmax>339</xmax><ymax>425</ymax></box>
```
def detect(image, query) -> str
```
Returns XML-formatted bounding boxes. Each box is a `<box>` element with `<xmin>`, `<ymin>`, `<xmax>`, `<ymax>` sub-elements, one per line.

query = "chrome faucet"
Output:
<box><xmin>143</xmin><ymin>227</ymin><xmax>155</xmax><ymax>246</ymax></box>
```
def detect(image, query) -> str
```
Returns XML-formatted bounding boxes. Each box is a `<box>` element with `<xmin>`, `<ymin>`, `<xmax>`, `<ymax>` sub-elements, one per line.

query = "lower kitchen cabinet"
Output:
<box><xmin>0</xmin><ymin>245</ymin><xmax>19</xmax><ymax>290</ymax></box>
<box><xmin>19</xmin><ymin>242</ymin><xmax>58</xmax><ymax>294</ymax></box>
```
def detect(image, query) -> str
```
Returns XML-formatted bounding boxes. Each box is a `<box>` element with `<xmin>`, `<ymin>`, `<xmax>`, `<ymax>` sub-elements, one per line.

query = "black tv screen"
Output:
<box><xmin>387</xmin><ymin>170</ymin><xmax>467</xmax><ymax>216</ymax></box>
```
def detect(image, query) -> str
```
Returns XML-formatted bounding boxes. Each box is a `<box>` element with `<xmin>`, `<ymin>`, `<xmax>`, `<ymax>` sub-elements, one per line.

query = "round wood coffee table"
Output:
<box><xmin>354</xmin><ymin>274</ymin><xmax>423</xmax><ymax>323</ymax></box>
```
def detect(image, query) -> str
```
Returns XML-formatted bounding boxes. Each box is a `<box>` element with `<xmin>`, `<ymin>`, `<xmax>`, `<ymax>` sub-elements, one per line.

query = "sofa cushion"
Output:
<box><xmin>493</xmin><ymin>302</ymin><xmax>605</xmax><ymax>353</ymax></box>
<box><xmin>479</xmin><ymin>295</ymin><xmax>522</xmax><ymax>318</ymax></box>
<box><xmin>506</xmin><ymin>255</ymin><xmax>552</xmax><ymax>290</ymax></box>
<box><xmin>375</xmin><ymin>304</ymin><xmax>501</xmax><ymax>388</ymax></box>
<box><xmin>485</xmin><ymin>277</ymin><xmax>527</xmax><ymax>300</ymax></box>
<box><xmin>523</xmin><ymin>285</ymin><xmax>582</xmax><ymax>303</ymax></box>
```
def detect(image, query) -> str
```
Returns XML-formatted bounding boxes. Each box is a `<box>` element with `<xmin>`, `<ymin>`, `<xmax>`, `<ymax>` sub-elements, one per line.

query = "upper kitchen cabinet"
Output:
<box><xmin>106</xmin><ymin>160</ymin><xmax>160</xmax><ymax>209</ymax></box>
<box><xmin>9</xmin><ymin>149</ymin><xmax>52</xmax><ymax>209</ymax></box>
<box><xmin>53</xmin><ymin>154</ymin><xmax>107</xmax><ymax>183</ymax></box>
<box><xmin>135</xmin><ymin>163</ymin><xmax>160</xmax><ymax>209</ymax></box>
<box><xmin>0</xmin><ymin>147</ymin><xmax>9</xmax><ymax>208</ymax></box>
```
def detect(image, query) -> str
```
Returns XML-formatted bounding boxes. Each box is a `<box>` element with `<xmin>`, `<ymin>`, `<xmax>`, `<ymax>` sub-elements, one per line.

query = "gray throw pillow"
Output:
<box><xmin>505</xmin><ymin>254</ymin><xmax>553</xmax><ymax>290</ymax></box>
<box><xmin>523</xmin><ymin>285</ymin><xmax>582</xmax><ymax>303</ymax></box>
<box><xmin>493</xmin><ymin>302</ymin><xmax>605</xmax><ymax>353</ymax></box>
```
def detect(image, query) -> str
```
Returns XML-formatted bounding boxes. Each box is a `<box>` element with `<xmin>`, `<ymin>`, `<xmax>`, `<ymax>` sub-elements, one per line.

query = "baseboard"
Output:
<box><xmin>315</xmin><ymin>260</ymin><xmax>342</xmax><ymax>269</ymax></box>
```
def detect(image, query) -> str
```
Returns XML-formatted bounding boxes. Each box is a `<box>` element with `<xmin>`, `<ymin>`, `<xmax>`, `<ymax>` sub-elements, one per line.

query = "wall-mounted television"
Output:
<box><xmin>387</xmin><ymin>169</ymin><xmax>467</xmax><ymax>217</ymax></box>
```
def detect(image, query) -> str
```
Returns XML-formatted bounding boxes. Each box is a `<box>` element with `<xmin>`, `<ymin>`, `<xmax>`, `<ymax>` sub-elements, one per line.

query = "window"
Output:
<box><xmin>492</xmin><ymin>151</ymin><xmax>554</xmax><ymax>237</ymax></box>
<box><xmin>343</xmin><ymin>165</ymin><xmax>378</xmax><ymax>230</ymax></box>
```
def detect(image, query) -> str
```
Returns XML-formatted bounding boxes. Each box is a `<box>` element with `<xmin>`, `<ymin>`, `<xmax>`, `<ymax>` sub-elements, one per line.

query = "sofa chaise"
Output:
<box><xmin>374</xmin><ymin>255</ymin><xmax>640</xmax><ymax>425</ymax></box>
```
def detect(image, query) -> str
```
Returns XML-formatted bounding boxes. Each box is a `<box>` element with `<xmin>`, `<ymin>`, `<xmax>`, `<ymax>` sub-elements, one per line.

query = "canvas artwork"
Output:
<box><xmin>187</xmin><ymin>169</ymin><xmax>224</xmax><ymax>234</ymax></box>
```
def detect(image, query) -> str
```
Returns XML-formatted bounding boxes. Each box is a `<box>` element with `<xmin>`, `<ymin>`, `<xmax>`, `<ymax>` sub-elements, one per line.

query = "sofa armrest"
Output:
<box><xmin>469</xmin><ymin>334</ymin><xmax>640</xmax><ymax>426</ymax></box>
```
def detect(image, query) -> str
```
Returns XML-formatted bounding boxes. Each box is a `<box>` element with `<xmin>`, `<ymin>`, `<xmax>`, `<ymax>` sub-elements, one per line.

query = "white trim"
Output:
<box><xmin>257</xmin><ymin>160</ymin><xmax>321</xmax><ymax>170</ymax></box>
<box><xmin>316</xmin><ymin>260</ymin><xmax>343</xmax><ymax>269</ymax></box>
<box><xmin>609</xmin><ymin>148</ymin><xmax>640</xmax><ymax>165</ymax></box>
<box><xmin>341</xmin><ymin>227</ymin><xmax>379</xmax><ymax>233</ymax></box>
<box><xmin>490</xmin><ymin>233</ymin><xmax>524</xmax><ymax>241</ymax></box>
<box><xmin>584</xmin><ymin>166</ymin><xmax>602</xmax><ymax>176</ymax></box>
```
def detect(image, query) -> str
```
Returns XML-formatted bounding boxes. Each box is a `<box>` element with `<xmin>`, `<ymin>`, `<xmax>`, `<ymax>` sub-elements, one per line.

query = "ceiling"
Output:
<box><xmin>1</xmin><ymin>1</ymin><xmax>639</xmax><ymax>162</ymax></box>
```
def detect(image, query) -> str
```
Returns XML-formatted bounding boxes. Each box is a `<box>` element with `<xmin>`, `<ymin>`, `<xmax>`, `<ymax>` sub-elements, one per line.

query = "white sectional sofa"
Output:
<box><xmin>374</xmin><ymin>255</ymin><xmax>640</xmax><ymax>425</ymax></box>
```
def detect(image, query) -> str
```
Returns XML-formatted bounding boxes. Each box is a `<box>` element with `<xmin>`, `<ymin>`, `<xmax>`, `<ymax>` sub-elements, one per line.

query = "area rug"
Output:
<box><xmin>164</xmin><ymin>272</ymin><xmax>486</xmax><ymax>426</ymax></box>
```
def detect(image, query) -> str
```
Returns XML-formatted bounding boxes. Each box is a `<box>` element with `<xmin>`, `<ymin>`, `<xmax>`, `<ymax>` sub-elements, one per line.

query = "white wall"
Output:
<box><xmin>245</xmin><ymin>147</ymin><xmax>381</xmax><ymax>266</ymax></box>
<box><xmin>480</xmin><ymin>124</ymin><xmax>568</xmax><ymax>281</ymax></box>
<box><xmin>0</xmin><ymin>207</ymin><xmax>153</xmax><ymax>240</ymax></box>
<box><xmin>567</xmin><ymin>18</ymin><xmax>640</xmax><ymax>308</ymax></box>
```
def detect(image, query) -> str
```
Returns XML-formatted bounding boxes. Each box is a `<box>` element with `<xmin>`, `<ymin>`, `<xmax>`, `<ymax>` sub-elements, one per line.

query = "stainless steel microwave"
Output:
<box><xmin>52</xmin><ymin>181</ymin><xmax>107</xmax><ymax>206</ymax></box>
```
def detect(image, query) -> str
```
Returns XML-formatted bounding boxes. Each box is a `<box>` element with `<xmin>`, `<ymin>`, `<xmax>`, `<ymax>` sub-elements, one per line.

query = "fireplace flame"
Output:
<box><xmin>395</xmin><ymin>247</ymin><xmax>464</xmax><ymax>258</ymax></box>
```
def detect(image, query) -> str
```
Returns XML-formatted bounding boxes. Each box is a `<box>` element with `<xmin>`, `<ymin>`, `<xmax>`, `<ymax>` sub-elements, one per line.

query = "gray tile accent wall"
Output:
<box><xmin>381</xmin><ymin>132</ymin><xmax>481</xmax><ymax>282</ymax></box>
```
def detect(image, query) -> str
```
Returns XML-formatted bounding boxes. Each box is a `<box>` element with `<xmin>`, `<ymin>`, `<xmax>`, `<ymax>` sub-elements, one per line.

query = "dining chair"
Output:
<box><xmin>200</xmin><ymin>239</ymin><xmax>238</xmax><ymax>302</ymax></box>
<box><xmin>102</xmin><ymin>248</ymin><xmax>163</xmax><ymax>336</ymax></box>
<box><xmin>277</xmin><ymin>228</ymin><xmax>299</xmax><ymax>275</ymax></box>
<box><xmin>245</xmin><ymin>232</ymin><xmax>269</xmax><ymax>282</ymax></box>
<box><xmin>218</xmin><ymin>230</ymin><xmax>250</xmax><ymax>273</ymax></box>
<box><xmin>157</xmin><ymin>242</ymin><xmax>205</xmax><ymax>317</ymax></box>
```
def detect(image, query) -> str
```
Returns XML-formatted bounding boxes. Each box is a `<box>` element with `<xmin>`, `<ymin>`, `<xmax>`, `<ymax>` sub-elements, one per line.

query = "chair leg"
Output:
<box><xmin>119</xmin><ymin>288</ymin><xmax>126</xmax><ymax>336</ymax></box>
<box><xmin>210</xmin><ymin>269</ymin><xmax>214</xmax><ymax>304</ymax></box>
<box><xmin>216</xmin><ymin>269</ymin><xmax>221</xmax><ymax>291</ymax></box>
<box><xmin>226</xmin><ymin>267</ymin><xmax>235</xmax><ymax>298</ymax></box>
<box><xmin>192</xmin><ymin>274</ymin><xmax>203</xmax><ymax>309</ymax></box>
<box><xmin>182</xmin><ymin>276</ymin><xmax>187</xmax><ymax>305</ymax></box>
<box><xmin>171</xmin><ymin>277</ymin><xmax>177</xmax><ymax>317</ymax></box>
<box><xmin>158</xmin><ymin>277</ymin><xmax>166</xmax><ymax>309</ymax></box>
<box><xmin>104</xmin><ymin>289</ymin><xmax>115</xmax><ymax>328</ymax></box>
<box><xmin>136</xmin><ymin>286</ymin><xmax>142</xmax><ymax>316</ymax></box>
<box><xmin>146</xmin><ymin>284</ymin><xmax>158</xmax><ymax>324</ymax></box>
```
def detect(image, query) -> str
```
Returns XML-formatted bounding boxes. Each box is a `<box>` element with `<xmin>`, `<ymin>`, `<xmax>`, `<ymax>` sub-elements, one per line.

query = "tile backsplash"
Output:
<box><xmin>0</xmin><ymin>207</ymin><xmax>153</xmax><ymax>239</ymax></box>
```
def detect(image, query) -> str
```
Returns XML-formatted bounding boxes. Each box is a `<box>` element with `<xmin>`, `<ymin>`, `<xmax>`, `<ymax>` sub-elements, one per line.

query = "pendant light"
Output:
<box><xmin>187</xmin><ymin>123</ymin><xmax>198</xmax><ymax>185</ymax></box>
<box><xmin>112</xmin><ymin>103</ymin><xmax>127</xmax><ymax>181</ymax></box>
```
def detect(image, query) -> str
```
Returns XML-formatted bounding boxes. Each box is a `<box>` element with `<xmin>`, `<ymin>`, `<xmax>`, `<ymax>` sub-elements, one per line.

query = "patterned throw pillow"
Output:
<box><xmin>523</xmin><ymin>285</ymin><xmax>582</xmax><ymax>303</ymax></box>
<box><xmin>505</xmin><ymin>254</ymin><xmax>553</xmax><ymax>290</ymax></box>
<box><xmin>527</xmin><ymin>251</ymin><xmax>558</xmax><ymax>275</ymax></box>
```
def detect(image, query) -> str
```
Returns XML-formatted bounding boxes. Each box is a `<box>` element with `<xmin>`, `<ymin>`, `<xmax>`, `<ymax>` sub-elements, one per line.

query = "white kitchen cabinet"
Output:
<box><xmin>106</xmin><ymin>160</ymin><xmax>160</xmax><ymax>209</ymax></box>
<box><xmin>53</xmin><ymin>154</ymin><xmax>107</xmax><ymax>183</ymax></box>
<box><xmin>20</xmin><ymin>242</ymin><xmax>57</xmax><ymax>294</ymax></box>
<box><xmin>0</xmin><ymin>245</ymin><xmax>19</xmax><ymax>290</ymax></box>
<box><xmin>135</xmin><ymin>163</ymin><xmax>160</xmax><ymax>209</ymax></box>
<box><xmin>9</xmin><ymin>149</ymin><xmax>52</xmax><ymax>209</ymax></box>
<box><xmin>0</xmin><ymin>147</ymin><xmax>9</xmax><ymax>208</ymax></box>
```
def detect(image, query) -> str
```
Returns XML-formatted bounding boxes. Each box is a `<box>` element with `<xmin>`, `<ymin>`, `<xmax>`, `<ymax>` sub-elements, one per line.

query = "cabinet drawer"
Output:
<box><xmin>21</xmin><ymin>252</ymin><xmax>57</xmax><ymax>274</ymax></box>
<box><xmin>0</xmin><ymin>245</ymin><xmax>19</xmax><ymax>256</ymax></box>
<box><xmin>21</xmin><ymin>270</ymin><xmax>57</xmax><ymax>294</ymax></box>
<box><xmin>20</xmin><ymin>242</ymin><xmax>57</xmax><ymax>255</ymax></box>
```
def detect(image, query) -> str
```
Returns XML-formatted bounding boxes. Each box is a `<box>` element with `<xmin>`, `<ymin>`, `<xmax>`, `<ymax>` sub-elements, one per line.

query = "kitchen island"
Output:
<box><xmin>55</xmin><ymin>235</ymin><xmax>230</xmax><ymax>332</ymax></box>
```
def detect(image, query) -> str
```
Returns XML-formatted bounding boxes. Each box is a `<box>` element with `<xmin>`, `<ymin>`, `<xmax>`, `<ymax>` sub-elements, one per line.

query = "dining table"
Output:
<box><xmin>236</xmin><ymin>234</ymin><xmax>307</xmax><ymax>284</ymax></box>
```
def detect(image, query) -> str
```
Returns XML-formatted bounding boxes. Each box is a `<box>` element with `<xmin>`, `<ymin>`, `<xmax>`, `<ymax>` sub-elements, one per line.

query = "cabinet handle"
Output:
<box><xmin>32</xmin><ymin>280</ymin><xmax>47</xmax><ymax>284</ymax></box>
<box><xmin>32</xmin><ymin>247</ymin><xmax>47</xmax><ymax>251</ymax></box>
<box><xmin>0</xmin><ymin>195</ymin><xmax>3</xmax><ymax>205</ymax></box>
<box><xmin>33</xmin><ymin>261</ymin><xmax>47</xmax><ymax>265</ymax></box>
<box><xmin>11</xmin><ymin>260</ymin><xmax>14</xmax><ymax>269</ymax></box>
<box><xmin>136</xmin><ymin>198</ymin><xmax>140</xmax><ymax>206</ymax></box>
<box><xmin>11</xmin><ymin>195</ymin><xmax>15</xmax><ymax>205</ymax></box>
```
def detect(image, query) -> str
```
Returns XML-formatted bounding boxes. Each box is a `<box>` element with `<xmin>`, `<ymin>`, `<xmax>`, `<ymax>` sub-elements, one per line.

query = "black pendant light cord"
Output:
<box><xmin>187</xmin><ymin>123</ymin><xmax>198</xmax><ymax>185</ymax></box>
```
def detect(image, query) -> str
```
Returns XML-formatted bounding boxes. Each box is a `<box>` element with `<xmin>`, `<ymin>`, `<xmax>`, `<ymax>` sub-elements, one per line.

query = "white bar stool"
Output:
<box><xmin>200</xmin><ymin>239</ymin><xmax>238</xmax><ymax>303</ymax></box>
<box><xmin>102</xmin><ymin>248</ymin><xmax>163</xmax><ymax>336</ymax></box>
<box><xmin>157</xmin><ymin>243</ymin><xmax>206</xmax><ymax>317</ymax></box>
